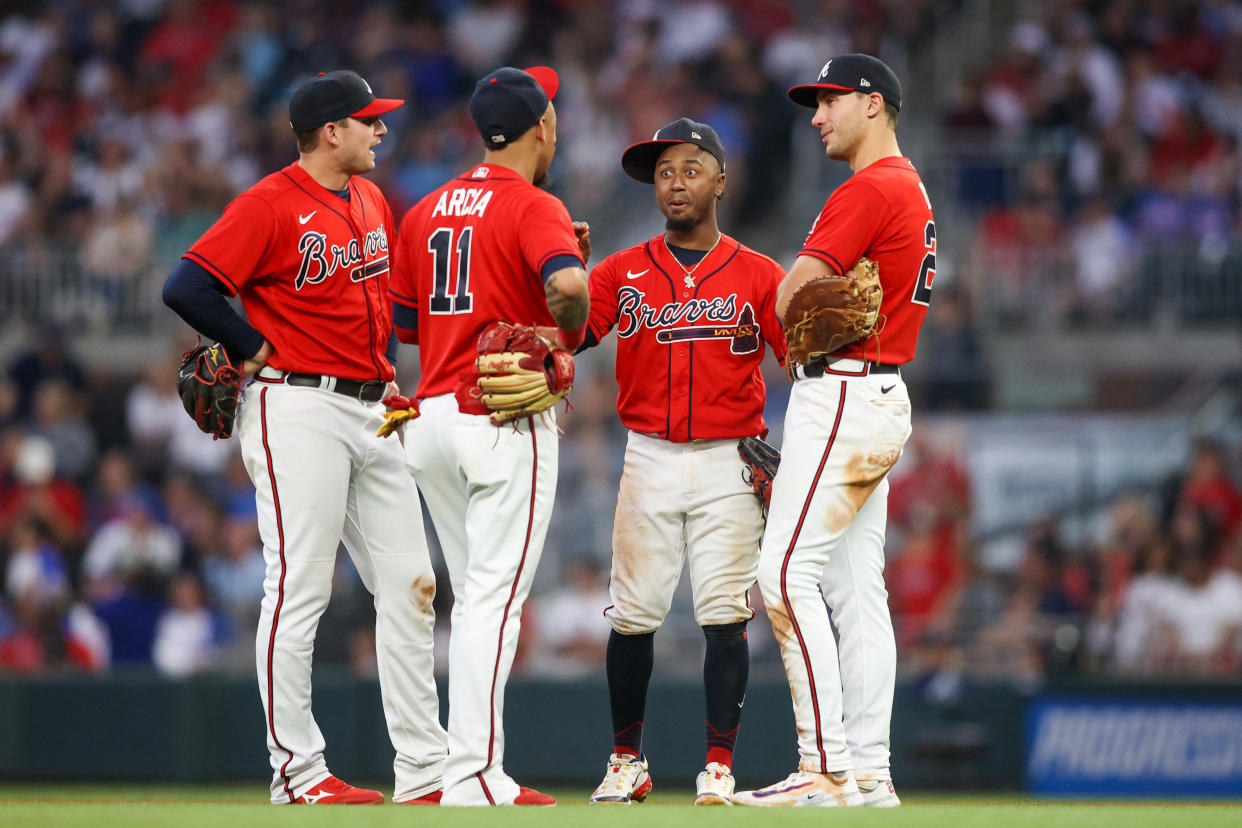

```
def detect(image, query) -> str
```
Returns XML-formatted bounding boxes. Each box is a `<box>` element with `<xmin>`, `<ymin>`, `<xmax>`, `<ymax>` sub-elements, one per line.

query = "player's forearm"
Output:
<box><xmin>776</xmin><ymin>255</ymin><xmax>834</xmax><ymax>321</ymax></box>
<box><xmin>544</xmin><ymin>265</ymin><xmax>589</xmax><ymax>341</ymax></box>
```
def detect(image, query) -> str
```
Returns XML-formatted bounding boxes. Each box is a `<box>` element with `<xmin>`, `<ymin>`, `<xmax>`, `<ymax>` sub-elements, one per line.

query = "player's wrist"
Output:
<box><xmin>555</xmin><ymin>322</ymin><xmax>586</xmax><ymax>350</ymax></box>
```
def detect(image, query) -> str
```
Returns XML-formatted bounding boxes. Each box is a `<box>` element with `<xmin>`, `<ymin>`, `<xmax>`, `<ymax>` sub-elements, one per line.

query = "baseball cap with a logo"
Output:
<box><xmin>288</xmin><ymin>70</ymin><xmax>404</xmax><ymax>132</ymax></box>
<box><xmin>469</xmin><ymin>66</ymin><xmax>560</xmax><ymax>148</ymax></box>
<box><xmin>620</xmin><ymin>117</ymin><xmax>727</xmax><ymax>184</ymax></box>
<box><xmin>788</xmin><ymin>53</ymin><xmax>902</xmax><ymax>111</ymax></box>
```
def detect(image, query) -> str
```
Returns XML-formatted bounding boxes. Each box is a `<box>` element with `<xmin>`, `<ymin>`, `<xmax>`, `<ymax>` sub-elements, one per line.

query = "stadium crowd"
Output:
<box><xmin>1</xmin><ymin>0</ymin><xmax>1240</xmax><ymax>681</ymax></box>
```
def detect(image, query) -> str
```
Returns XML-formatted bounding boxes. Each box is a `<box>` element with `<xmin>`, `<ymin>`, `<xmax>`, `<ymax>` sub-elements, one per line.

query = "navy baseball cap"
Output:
<box><xmin>620</xmin><ymin>117</ymin><xmax>727</xmax><ymax>183</ymax></box>
<box><xmin>288</xmin><ymin>70</ymin><xmax>404</xmax><ymax>132</ymax></box>
<box><xmin>788</xmin><ymin>53</ymin><xmax>902</xmax><ymax>111</ymax></box>
<box><xmin>470</xmin><ymin>66</ymin><xmax>560</xmax><ymax>148</ymax></box>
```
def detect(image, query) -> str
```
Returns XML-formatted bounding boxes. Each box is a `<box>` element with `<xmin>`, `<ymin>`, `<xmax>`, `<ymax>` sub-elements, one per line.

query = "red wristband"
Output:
<box><xmin>556</xmin><ymin>323</ymin><xmax>586</xmax><ymax>350</ymax></box>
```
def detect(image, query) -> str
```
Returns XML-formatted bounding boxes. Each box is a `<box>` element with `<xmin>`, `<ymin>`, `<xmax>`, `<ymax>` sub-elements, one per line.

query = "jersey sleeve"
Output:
<box><xmin>799</xmin><ymin>178</ymin><xmax>890</xmax><ymax>276</ymax></box>
<box><xmin>183</xmin><ymin>194</ymin><xmax>277</xmax><ymax>295</ymax></box>
<box><xmin>758</xmin><ymin>259</ymin><xmax>788</xmax><ymax>363</ymax></box>
<box><xmin>584</xmin><ymin>254</ymin><xmax>621</xmax><ymax>345</ymax></box>
<box><xmin>388</xmin><ymin>209</ymin><xmax>421</xmax><ymax>343</ymax></box>
<box><xmin>517</xmin><ymin>192</ymin><xmax>583</xmax><ymax>278</ymax></box>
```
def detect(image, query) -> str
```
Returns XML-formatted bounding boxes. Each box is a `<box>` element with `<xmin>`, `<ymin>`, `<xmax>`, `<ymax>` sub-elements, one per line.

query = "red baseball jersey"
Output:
<box><xmin>587</xmin><ymin>234</ymin><xmax>787</xmax><ymax>443</ymax></box>
<box><xmin>799</xmin><ymin>156</ymin><xmax>936</xmax><ymax>364</ymax></box>
<box><xmin>390</xmin><ymin>164</ymin><xmax>582</xmax><ymax>400</ymax></box>
<box><xmin>184</xmin><ymin>162</ymin><xmax>396</xmax><ymax>381</ymax></box>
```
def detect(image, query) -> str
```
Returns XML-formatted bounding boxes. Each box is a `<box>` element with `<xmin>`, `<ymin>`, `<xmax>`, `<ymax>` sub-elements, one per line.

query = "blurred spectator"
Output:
<box><xmin>0</xmin><ymin>589</ymin><xmax>105</xmax><ymax>674</ymax></box>
<box><xmin>78</xmin><ymin>196</ymin><xmax>153</xmax><ymax>324</ymax></box>
<box><xmin>1112</xmin><ymin>536</ymin><xmax>1177</xmax><ymax>673</ymax></box>
<box><xmin>6</xmin><ymin>327</ymin><xmax>84</xmax><ymax>422</ymax></box>
<box><xmin>914</xmin><ymin>287</ymin><xmax>990</xmax><ymax>410</ymax></box>
<box><xmin>30</xmin><ymin>379</ymin><xmax>97</xmax><ymax>484</ymax></box>
<box><xmin>0</xmin><ymin>433</ymin><xmax>88</xmax><ymax>550</ymax></box>
<box><xmin>1177</xmin><ymin>439</ymin><xmax>1242</xmax><ymax>553</ymax></box>
<box><xmin>90</xmin><ymin>566</ymin><xmax>168</xmax><ymax>667</ymax></box>
<box><xmin>527</xmin><ymin>555</ymin><xmax>611</xmax><ymax>678</ymax></box>
<box><xmin>201</xmin><ymin>512</ymin><xmax>264</xmax><ymax>622</ymax></box>
<box><xmin>80</xmin><ymin>494</ymin><xmax>181</xmax><ymax>601</ymax></box>
<box><xmin>1149</xmin><ymin>539</ymin><xmax>1242</xmax><ymax>674</ymax></box>
<box><xmin>0</xmin><ymin>156</ymin><xmax>32</xmax><ymax>245</ymax></box>
<box><xmin>152</xmin><ymin>571</ymin><xmax>223</xmax><ymax>677</ymax></box>
<box><xmin>4</xmin><ymin>513</ymin><xmax>69</xmax><ymax>604</ymax></box>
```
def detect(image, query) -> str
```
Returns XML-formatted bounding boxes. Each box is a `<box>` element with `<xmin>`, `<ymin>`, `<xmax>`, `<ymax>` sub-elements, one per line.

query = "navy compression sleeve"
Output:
<box><xmin>162</xmin><ymin>259</ymin><xmax>265</xmax><ymax>363</ymax></box>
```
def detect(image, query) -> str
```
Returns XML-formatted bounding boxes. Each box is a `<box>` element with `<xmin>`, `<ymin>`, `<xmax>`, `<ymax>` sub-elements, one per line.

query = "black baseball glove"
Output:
<box><xmin>177</xmin><ymin>342</ymin><xmax>242</xmax><ymax>440</ymax></box>
<box><xmin>738</xmin><ymin>436</ymin><xmax>780</xmax><ymax>511</ymax></box>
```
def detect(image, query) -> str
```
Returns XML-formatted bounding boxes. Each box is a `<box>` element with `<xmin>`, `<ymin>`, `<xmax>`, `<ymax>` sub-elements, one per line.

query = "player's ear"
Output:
<box><xmin>716</xmin><ymin>172</ymin><xmax>726</xmax><ymax>198</ymax></box>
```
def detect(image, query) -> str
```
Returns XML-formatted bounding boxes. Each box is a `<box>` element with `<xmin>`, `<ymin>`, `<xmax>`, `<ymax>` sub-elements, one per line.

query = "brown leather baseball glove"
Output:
<box><xmin>472</xmin><ymin>322</ymin><xmax>574</xmax><ymax>425</ymax></box>
<box><xmin>783</xmin><ymin>256</ymin><xmax>882</xmax><ymax>366</ymax></box>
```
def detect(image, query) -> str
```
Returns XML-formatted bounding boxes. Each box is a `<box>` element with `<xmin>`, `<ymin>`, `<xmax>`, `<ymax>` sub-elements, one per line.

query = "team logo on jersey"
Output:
<box><xmin>615</xmin><ymin>286</ymin><xmax>759</xmax><ymax>355</ymax></box>
<box><xmin>294</xmin><ymin>225</ymin><xmax>389</xmax><ymax>290</ymax></box>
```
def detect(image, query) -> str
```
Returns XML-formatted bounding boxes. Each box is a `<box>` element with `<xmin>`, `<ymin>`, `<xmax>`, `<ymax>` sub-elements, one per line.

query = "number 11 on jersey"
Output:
<box><xmin>428</xmin><ymin>226</ymin><xmax>474</xmax><ymax>314</ymax></box>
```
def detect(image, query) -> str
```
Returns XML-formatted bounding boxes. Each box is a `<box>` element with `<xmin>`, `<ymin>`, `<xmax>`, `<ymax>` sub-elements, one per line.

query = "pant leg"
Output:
<box><xmin>684</xmin><ymin>439</ymin><xmax>762</xmax><ymax>628</ymax></box>
<box><xmin>821</xmin><ymin>379</ymin><xmax>910</xmax><ymax>779</ymax></box>
<box><xmin>604</xmin><ymin>433</ymin><xmax>688</xmax><ymax>635</ymax></box>
<box><xmin>408</xmin><ymin>397</ymin><xmax>559</xmax><ymax>806</ymax></box>
<box><xmin>238</xmin><ymin>383</ymin><xmax>352</xmax><ymax>803</ymax></box>
<box><xmin>756</xmin><ymin>376</ymin><xmax>905</xmax><ymax>774</ymax></box>
<box><xmin>342</xmin><ymin>402</ymin><xmax>447</xmax><ymax>801</ymax></box>
<box><xmin>823</xmin><ymin>475</ymin><xmax>897</xmax><ymax>779</ymax></box>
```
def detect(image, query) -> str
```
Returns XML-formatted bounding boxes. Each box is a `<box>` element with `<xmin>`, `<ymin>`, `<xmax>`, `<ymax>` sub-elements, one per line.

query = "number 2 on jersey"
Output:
<box><xmin>912</xmin><ymin>220</ymin><xmax>935</xmax><ymax>306</ymax></box>
<box><xmin>428</xmin><ymin>227</ymin><xmax>474</xmax><ymax>314</ymax></box>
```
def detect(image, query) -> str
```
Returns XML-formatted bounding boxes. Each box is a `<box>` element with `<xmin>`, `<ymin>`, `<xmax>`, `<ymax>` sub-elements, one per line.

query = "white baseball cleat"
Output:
<box><xmin>856</xmin><ymin>774</ymin><xmax>901</xmax><ymax>807</ymax></box>
<box><xmin>589</xmin><ymin>753</ymin><xmax>653</xmax><ymax>804</ymax></box>
<box><xmin>731</xmin><ymin>769</ymin><xmax>864</xmax><ymax>807</ymax></box>
<box><xmin>693</xmin><ymin>762</ymin><xmax>735</xmax><ymax>805</ymax></box>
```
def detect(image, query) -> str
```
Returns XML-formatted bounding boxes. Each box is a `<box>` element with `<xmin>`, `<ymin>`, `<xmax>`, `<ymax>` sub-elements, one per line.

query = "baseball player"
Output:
<box><xmin>387</xmin><ymin>66</ymin><xmax>589</xmax><ymax>807</ymax></box>
<box><xmin>732</xmin><ymin>54</ymin><xmax>934</xmax><ymax>808</ymax></box>
<box><xmin>579</xmin><ymin>118</ymin><xmax>787</xmax><ymax>806</ymax></box>
<box><xmin>162</xmin><ymin>71</ymin><xmax>446</xmax><ymax>805</ymax></box>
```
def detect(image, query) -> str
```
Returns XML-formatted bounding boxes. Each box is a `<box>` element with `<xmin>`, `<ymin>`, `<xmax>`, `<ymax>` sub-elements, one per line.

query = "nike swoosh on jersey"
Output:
<box><xmin>880</xmin><ymin>384</ymin><xmax>895</xmax><ymax>394</ymax></box>
<box><xmin>298</xmin><ymin>211</ymin><xmax>317</xmax><ymax>224</ymax></box>
<box><xmin>625</xmin><ymin>269</ymin><xmax>649</xmax><ymax>279</ymax></box>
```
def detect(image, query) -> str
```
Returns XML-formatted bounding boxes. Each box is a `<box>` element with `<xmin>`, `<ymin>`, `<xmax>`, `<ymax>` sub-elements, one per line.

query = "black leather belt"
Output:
<box><xmin>800</xmin><ymin>362</ymin><xmax>900</xmax><ymax>378</ymax></box>
<box><xmin>285</xmin><ymin>372</ymin><xmax>387</xmax><ymax>403</ymax></box>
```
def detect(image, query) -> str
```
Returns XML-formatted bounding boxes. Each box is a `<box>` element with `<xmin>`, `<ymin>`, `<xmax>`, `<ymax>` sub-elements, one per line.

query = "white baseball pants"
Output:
<box><xmin>403</xmin><ymin>394</ymin><xmax>559</xmax><ymax>806</ymax></box>
<box><xmin>237</xmin><ymin>381</ymin><xmax>446</xmax><ymax>804</ymax></box>
<box><xmin>605</xmin><ymin>432</ymin><xmax>761</xmax><ymax>633</ymax></box>
<box><xmin>756</xmin><ymin>368</ymin><xmax>911</xmax><ymax>779</ymax></box>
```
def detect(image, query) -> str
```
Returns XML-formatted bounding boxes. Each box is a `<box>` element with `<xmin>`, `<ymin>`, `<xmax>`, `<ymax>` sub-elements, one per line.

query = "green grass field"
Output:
<box><xmin>1</xmin><ymin>785</ymin><xmax>1239</xmax><ymax>828</ymax></box>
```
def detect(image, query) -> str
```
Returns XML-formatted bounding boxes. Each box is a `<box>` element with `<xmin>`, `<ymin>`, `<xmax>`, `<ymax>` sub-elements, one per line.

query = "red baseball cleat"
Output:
<box><xmin>295</xmin><ymin>775</ymin><xmax>384</xmax><ymax>804</ymax></box>
<box><xmin>396</xmin><ymin>790</ymin><xmax>442</xmax><ymax>805</ymax></box>
<box><xmin>513</xmin><ymin>786</ymin><xmax>556</xmax><ymax>806</ymax></box>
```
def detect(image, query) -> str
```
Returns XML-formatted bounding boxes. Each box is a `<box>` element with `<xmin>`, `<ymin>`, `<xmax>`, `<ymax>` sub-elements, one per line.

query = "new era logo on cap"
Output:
<box><xmin>469</xmin><ymin>66</ymin><xmax>559</xmax><ymax>148</ymax></box>
<box><xmin>860</xmin><ymin>78</ymin><xmax>871</xmax><ymax>87</ymax></box>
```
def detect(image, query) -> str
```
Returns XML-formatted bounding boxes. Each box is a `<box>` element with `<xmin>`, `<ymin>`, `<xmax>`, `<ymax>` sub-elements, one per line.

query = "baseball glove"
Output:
<box><xmin>177</xmin><ymin>342</ymin><xmax>241</xmax><ymax>440</ymax></box>
<box><xmin>377</xmin><ymin>394</ymin><xmax>419</xmax><ymax>438</ymax></box>
<box><xmin>738</xmin><ymin>435</ymin><xmax>780</xmax><ymax>511</ymax></box>
<box><xmin>474</xmin><ymin>322</ymin><xmax>574</xmax><ymax>425</ymax></box>
<box><xmin>783</xmin><ymin>256</ymin><xmax>882</xmax><ymax>366</ymax></box>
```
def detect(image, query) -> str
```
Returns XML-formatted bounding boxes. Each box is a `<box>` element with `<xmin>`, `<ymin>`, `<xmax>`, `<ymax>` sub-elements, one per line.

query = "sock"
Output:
<box><xmin>703</xmin><ymin>621</ymin><xmax>749</xmax><ymax>769</ymax></box>
<box><xmin>607</xmin><ymin>629</ymin><xmax>655</xmax><ymax>757</ymax></box>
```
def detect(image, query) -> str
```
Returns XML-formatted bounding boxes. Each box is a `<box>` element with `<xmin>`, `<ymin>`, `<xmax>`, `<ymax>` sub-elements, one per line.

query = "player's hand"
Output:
<box><xmin>241</xmin><ymin>341</ymin><xmax>273</xmax><ymax>378</ymax></box>
<box><xmin>573</xmin><ymin>221</ymin><xmax>591</xmax><ymax>264</ymax></box>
